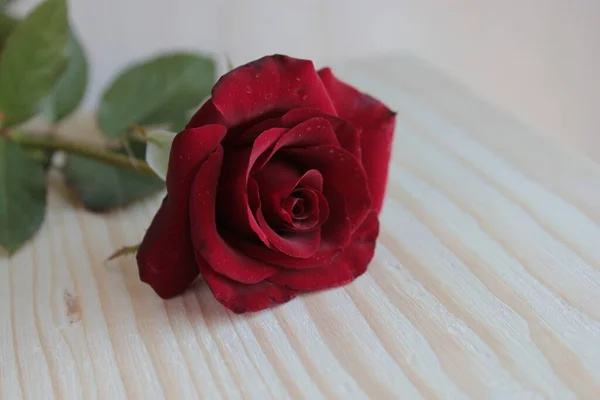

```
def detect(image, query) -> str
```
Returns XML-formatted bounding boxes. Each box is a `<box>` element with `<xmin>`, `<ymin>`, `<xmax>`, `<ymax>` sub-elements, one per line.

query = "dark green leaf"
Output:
<box><xmin>65</xmin><ymin>142</ymin><xmax>164</xmax><ymax>212</ymax></box>
<box><xmin>161</xmin><ymin>112</ymin><xmax>190</xmax><ymax>133</ymax></box>
<box><xmin>25</xmin><ymin>147</ymin><xmax>54</xmax><ymax>171</ymax></box>
<box><xmin>41</xmin><ymin>30</ymin><xmax>88</xmax><ymax>122</ymax></box>
<box><xmin>97</xmin><ymin>53</ymin><xmax>215</xmax><ymax>138</ymax></box>
<box><xmin>0</xmin><ymin>13</ymin><xmax>17</xmax><ymax>50</ymax></box>
<box><xmin>0</xmin><ymin>136</ymin><xmax>47</xmax><ymax>255</ymax></box>
<box><xmin>0</xmin><ymin>0</ymin><xmax>69</xmax><ymax>127</ymax></box>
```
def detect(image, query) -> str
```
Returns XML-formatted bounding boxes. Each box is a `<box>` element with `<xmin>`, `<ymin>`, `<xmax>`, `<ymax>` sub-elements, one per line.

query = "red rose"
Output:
<box><xmin>136</xmin><ymin>55</ymin><xmax>396</xmax><ymax>313</ymax></box>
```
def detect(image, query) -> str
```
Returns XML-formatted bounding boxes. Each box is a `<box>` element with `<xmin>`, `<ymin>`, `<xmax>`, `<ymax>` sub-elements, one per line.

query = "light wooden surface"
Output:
<box><xmin>2</xmin><ymin>56</ymin><xmax>600</xmax><ymax>400</ymax></box>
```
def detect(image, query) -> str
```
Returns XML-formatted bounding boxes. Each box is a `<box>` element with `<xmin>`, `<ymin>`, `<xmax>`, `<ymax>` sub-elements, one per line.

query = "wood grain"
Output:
<box><xmin>2</xmin><ymin>56</ymin><xmax>600</xmax><ymax>399</ymax></box>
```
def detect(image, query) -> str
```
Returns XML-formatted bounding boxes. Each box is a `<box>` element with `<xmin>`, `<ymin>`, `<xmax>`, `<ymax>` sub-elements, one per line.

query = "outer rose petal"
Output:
<box><xmin>190</xmin><ymin>147</ymin><xmax>279</xmax><ymax>283</ymax></box>
<box><xmin>136</xmin><ymin>198</ymin><xmax>199</xmax><ymax>299</ymax></box>
<box><xmin>318</xmin><ymin>68</ymin><xmax>396</xmax><ymax>213</ymax></box>
<box><xmin>166</xmin><ymin>125</ymin><xmax>228</xmax><ymax>198</ymax></box>
<box><xmin>196</xmin><ymin>257</ymin><xmax>298</xmax><ymax>314</ymax></box>
<box><xmin>268</xmin><ymin>210</ymin><xmax>379</xmax><ymax>290</ymax></box>
<box><xmin>136</xmin><ymin>124</ymin><xmax>227</xmax><ymax>299</ymax></box>
<box><xmin>211</xmin><ymin>55</ymin><xmax>337</xmax><ymax>127</ymax></box>
<box><xmin>186</xmin><ymin>99</ymin><xmax>226</xmax><ymax>129</ymax></box>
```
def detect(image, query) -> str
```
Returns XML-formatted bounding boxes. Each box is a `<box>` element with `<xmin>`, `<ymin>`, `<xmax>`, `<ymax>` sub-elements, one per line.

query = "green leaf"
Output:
<box><xmin>0</xmin><ymin>0</ymin><xmax>69</xmax><ymax>127</ymax></box>
<box><xmin>162</xmin><ymin>112</ymin><xmax>190</xmax><ymax>133</ymax></box>
<box><xmin>139</xmin><ymin>104</ymin><xmax>189</xmax><ymax>133</ymax></box>
<box><xmin>65</xmin><ymin>141</ymin><xmax>164</xmax><ymax>212</ymax></box>
<box><xmin>41</xmin><ymin>30</ymin><xmax>88</xmax><ymax>122</ymax></box>
<box><xmin>0</xmin><ymin>136</ymin><xmax>47</xmax><ymax>255</ymax></box>
<box><xmin>0</xmin><ymin>13</ymin><xmax>17</xmax><ymax>50</ymax></box>
<box><xmin>97</xmin><ymin>53</ymin><xmax>216</xmax><ymax>138</ymax></box>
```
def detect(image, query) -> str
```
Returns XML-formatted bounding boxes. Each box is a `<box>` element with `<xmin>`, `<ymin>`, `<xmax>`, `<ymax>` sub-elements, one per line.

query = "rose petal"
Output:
<box><xmin>186</xmin><ymin>99</ymin><xmax>227</xmax><ymax>129</ymax></box>
<box><xmin>166</xmin><ymin>125</ymin><xmax>228</xmax><ymax>198</ymax></box>
<box><xmin>190</xmin><ymin>147</ymin><xmax>279</xmax><ymax>283</ymax></box>
<box><xmin>267</xmin><ymin>210</ymin><xmax>379</xmax><ymax>290</ymax></box>
<box><xmin>284</xmin><ymin>145</ymin><xmax>371</xmax><ymax>232</ymax></box>
<box><xmin>257</xmin><ymin>161</ymin><xmax>302</xmax><ymax>225</ymax></box>
<box><xmin>211</xmin><ymin>55</ymin><xmax>336</xmax><ymax>127</ymax></box>
<box><xmin>256</xmin><ymin>208</ymin><xmax>321</xmax><ymax>258</ymax></box>
<box><xmin>316</xmin><ymin>184</ymin><xmax>354</xmax><ymax>250</ymax></box>
<box><xmin>247</xmin><ymin>178</ymin><xmax>261</xmax><ymax>214</ymax></box>
<box><xmin>357</xmin><ymin>114</ymin><xmax>395</xmax><ymax>213</ymax></box>
<box><xmin>318</xmin><ymin>68</ymin><xmax>396</xmax><ymax>213</ymax></box>
<box><xmin>275</xmin><ymin>117</ymin><xmax>339</xmax><ymax>148</ymax></box>
<box><xmin>248</xmin><ymin>127</ymin><xmax>289</xmax><ymax>170</ymax></box>
<box><xmin>252</xmin><ymin>117</ymin><xmax>340</xmax><ymax>172</ymax></box>
<box><xmin>196</xmin><ymin>258</ymin><xmax>298</xmax><ymax>314</ymax></box>
<box><xmin>217</xmin><ymin>149</ymin><xmax>268</xmax><ymax>244</ymax></box>
<box><xmin>255</xmin><ymin>160</ymin><xmax>311</xmax><ymax>197</ymax></box>
<box><xmin>256</xmin><ymin>160</ymin><xmax>323</xmax><ymax>227</ymax></box>
<box><xmin>232</xmin><ymin>116</ymin><xmax>283</xmax><ymax>147</ymax></box>
<box><xmin>283</xmin><ymin>197</ymin><xmax>303</xmax><ymax>218</ymax></box>
<box><xmin>229</xmin><ymin>146</ymin><xmax>367</xmax><ymax>270</ymax></box>
<box><xmin>216</xmin><ymin>127</ymin><xmax>288</xmax><ymax>244</ymax></box>
<box><xmin>226</xmin><ymin>229</ymin><xmax>340</xmax><ymax>269</ymax></box>
<box><xmin>314</xmin><ymin>190</ymin><xmax>330</xmax><ymax>228</ymax></box>
<box><xmin>285</xmin><ymin>188</ymin><xmax>329</xmax><ymax>231</ymax></box>
<box><xmin>297</xmin><ymin>169</ymin><xmax>324</xmax><ymax>191</ymax></box>
<box><xmin>136</xmin><ymin>124</ymin><xmax>227</xmax><ymax>299</ymax></box>
<box><xmin>281</xmin><ymin>108</ymin><xmax>361</xmax><ymax>159</ymax></box>
<box><xmin>136</xmin><ymin>198</ymin><xmax>199</xmax><ymax>299</ymax></box>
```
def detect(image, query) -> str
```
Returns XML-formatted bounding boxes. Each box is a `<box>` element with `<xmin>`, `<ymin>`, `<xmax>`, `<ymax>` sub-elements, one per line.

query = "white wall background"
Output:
<box><xmin>9</xmin><ymin>0</ymin><xmax>600</xmax><ymax>160</ymax></box>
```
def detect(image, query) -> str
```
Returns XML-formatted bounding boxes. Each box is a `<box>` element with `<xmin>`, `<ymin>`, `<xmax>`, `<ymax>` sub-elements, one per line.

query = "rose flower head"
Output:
<box><xmin>137</xmin><ymin>54</ymin><xmax>396</xmax><ymax>313</ymax></box>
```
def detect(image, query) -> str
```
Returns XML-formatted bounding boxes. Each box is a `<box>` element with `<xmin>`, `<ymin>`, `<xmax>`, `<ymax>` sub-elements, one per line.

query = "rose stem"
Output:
<box><xmin>9</xmin><ymin>133</ymin><xmax>157</xmax><ymax>176</ymax></box>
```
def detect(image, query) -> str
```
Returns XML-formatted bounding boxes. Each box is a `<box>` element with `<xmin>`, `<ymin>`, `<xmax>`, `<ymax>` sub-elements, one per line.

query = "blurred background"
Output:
<box><xmin>7</xmin><ymin>0</ymin><xmax>600</xmax><ymax>162</ymax></box>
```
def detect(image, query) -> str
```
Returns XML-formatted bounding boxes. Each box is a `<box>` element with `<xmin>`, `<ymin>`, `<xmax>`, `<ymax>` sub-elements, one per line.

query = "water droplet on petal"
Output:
<box><xmin>264</xmin><ymin>93</ymin><xmax>273</xmax><ymax>100</ymax></box>
<box><xmin>245</xmin><ymin>86</ymin><xmax>253</xmax><ymax>94</ymax></box>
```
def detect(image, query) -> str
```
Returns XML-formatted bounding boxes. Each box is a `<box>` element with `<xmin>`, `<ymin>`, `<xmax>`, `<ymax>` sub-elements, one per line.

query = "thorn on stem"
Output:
<box><xmin>105</xmin><ymin>244</ymin><xmax>141</xmax><ymax>264</ymax></box>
